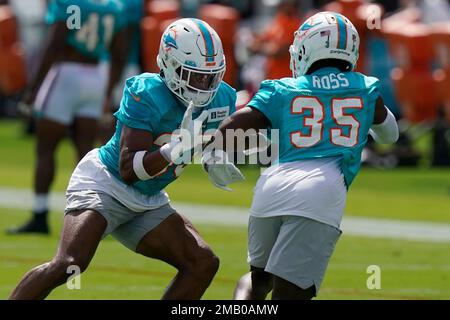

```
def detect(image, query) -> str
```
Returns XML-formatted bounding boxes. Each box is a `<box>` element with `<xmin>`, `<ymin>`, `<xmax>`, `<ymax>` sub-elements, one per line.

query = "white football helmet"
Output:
<box><xmin>290</xmin><ymin>12</ymin><xmax>360</xmax><ymax>78</ymax></box>
<box><xmin>157</xmin><ymin>18</ymin><xmax>226</xmax><ymax>107</ymax></box>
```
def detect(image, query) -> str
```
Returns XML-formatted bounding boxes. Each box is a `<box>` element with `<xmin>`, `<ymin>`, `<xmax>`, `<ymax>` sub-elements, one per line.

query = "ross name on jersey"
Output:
<box><xmin>312</xmin><ymin>73</ymin><xmax>349</xmax><ymax>90</ymax></box>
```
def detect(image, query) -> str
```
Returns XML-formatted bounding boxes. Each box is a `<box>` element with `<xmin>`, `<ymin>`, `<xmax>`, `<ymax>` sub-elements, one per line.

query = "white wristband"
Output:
<box><xmin>133</xmin><ymin>151</ymin><xmax>152</xmax><ymax>180</ymax></box>
<box><xmin>370</xmin><ymin>107</ymin><xmax>399</xmax><ymax>144</ymax></box>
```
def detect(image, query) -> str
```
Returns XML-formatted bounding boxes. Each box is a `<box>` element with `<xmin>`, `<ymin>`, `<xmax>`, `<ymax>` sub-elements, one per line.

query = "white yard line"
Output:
<box><xmin>1</xmin><ymin>187</ymin><xmax>450</xmax><ymax>243</ymax></box>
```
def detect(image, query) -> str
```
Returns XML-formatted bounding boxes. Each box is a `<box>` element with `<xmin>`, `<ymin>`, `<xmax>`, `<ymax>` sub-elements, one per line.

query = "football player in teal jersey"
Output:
<box><xmin>98</xmin><ymin>0</ymin><xmax>145</xmax><ymax>143</ymax></box>
<box><xmin>202</xmin><ymin>12</ymin><xmax>399</xmax><ymax>299</ymax></box>
<box><xmin>9</xmin><ymin>18</ymin><xmax>239</xmax><ymax>300</ymax></box>
<box><xmin>8</xmin><ymin>0</ymin><xmax>137</xmax><ymax>235</ymax></box>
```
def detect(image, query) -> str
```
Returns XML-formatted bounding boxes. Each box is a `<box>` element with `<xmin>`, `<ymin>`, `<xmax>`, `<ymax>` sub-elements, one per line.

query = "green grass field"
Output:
<box><xmin>1</xmin><ymin>119</ymin><xmax>450</xmax><ymax>299</ymax></box>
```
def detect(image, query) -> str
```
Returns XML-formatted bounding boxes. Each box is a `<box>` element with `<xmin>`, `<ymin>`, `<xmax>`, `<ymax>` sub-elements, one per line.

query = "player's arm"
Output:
<box><xmin>201</xmin><ymin>106</ymin><xmax>270</xmax><ymax>191</ymax></box>
<box><xmin>119</xmin><ymin>101</ymin><xmax>208</xmax><ymax>185</ymax></box>
<box><xmin>219</xmin><ymin>106</ymin><xmax>271</xmax><ymax>133</ymax></box>
<box><xmin>103</xmin><ymin>25</ymin><xmax>135</xmax><ymax>113</ymax></box>
<box><xmin>209</xmin><ymin>106</ymin><xmax>271</xmax><ymax>151</ymax></box>
<box><xmin>118</xmin><ymin>126</ymin><xmax>171</xmax><ymax>185</ymax></box>
<box><xmin>369</xmin><ymin>96</ymin><xmax>399</xmax><ymax>144</ymax></box>
<box><xmin>22</xmin><ymin>22</ymin><xmax>67</xmax><ymax>106</ymax></box>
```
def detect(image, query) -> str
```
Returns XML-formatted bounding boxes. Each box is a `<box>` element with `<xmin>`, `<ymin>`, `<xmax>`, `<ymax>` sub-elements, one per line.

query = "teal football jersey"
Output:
<box><xmin>249</xmin><ymin>67</ymin><xmax>380</xmax><ymax>187</ymax></box>
<box><xmin>46</xmin><ymin>0</ymin><xmax>130</xmax><ymax>59</ymax></box>
<box><xmin>124</xmin><ymin>0</ymin><xmax>143</xmax><ymax>64</ymax></box>
<box><xmin>99</xmin><ymin>73</ymin><xmax>237</xmax><ymax>196</ymax></box>
<box><xmin>100</xmin><ymin>0</ymin><xmax>143</xmax><ymax>63</ymax></box>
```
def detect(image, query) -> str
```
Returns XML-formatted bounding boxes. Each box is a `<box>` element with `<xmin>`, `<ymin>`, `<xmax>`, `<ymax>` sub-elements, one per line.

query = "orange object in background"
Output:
<box><xmin>386</xmin><ymin>24</ymin><xmax>434</xmax><ymax>70</ymax></box>
<box><xmin>254</xmin><ymin>10</ymin><xmax>300</xmax><ymax>80</ymax></box>
<box><xmin>141</xmin><ymin>0</ymin><xmax>179</xmax><ymax>73</ymax></box>
<box><xmin>141</xmin><ymin>17</ymin><xmax>177</xmax><ymax>72</ymax></box>
<box><xmin>431</xmin><ymin>23</ymin><xmax>450</xmax><ymax>72</ymax></box>
<box><xmin>391</xmin><ymin>68</ymin><xmax>440</xmax><ymax>123</ymax></box>
<box><xmin>199</xmin><ymin>4</ymin><xmax>239</xmax><ymax>87</ymax></box>
<box><xmin>0</xmin><ymin>5</ymin><xmax>18</xmax><ymax>48</ymax></box>
<box><xmin>431</xmin><ymin>23</ymin><xmax>450</xmax><ymax>121</ymax></box>
<box><xmin>145</xmin><ymin>0</ymin><xmax>179</xmax><ymax>21</ymax></box>
<box><xmin>0</xmin><ymin>5</ymin><xmax>26</xmax><ymax>95</ymax></box>
<box><xmin>0</xmin><ymin>43</ymin><xmax>26</xmax><ymax>95</ymax></box>
<box><xmin>384</xmin><ymin>24</ymin><xmax>439</xmax><ymax>123</ymax></box>
<box><xmin>141</xmin><ymin>17</ymin><xmax>160</xmax><ymax>72</ymax></box>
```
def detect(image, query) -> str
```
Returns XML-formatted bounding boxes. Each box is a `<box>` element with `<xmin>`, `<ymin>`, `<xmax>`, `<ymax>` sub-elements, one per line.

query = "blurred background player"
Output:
<box><xmin>237</xmin><ymin>0</ymin><xmax>302</xmax><ymax>99</ymax></box>
<box><xmin>203</xmin><ymin>11</ymin><xmax>399</xmax><ymax>299</ymax></box>
<box><xmin>101</xmin><ymin>0</ymin><xmax>145</xmax><ymax>143</ymax></box>
<box><xmin>9</xmin><ymin>18</ymin><xmax>238</xmax><ymax>300</ymax></box>
<box><xmin>247</xmin><ymin>0</ymin><xmax>302</xmax><ymax>81</ymax></box>
<box><xmin>6</xmin><ymin>0</ymin><xmax>137</xmax><ymax>235</ymax></box>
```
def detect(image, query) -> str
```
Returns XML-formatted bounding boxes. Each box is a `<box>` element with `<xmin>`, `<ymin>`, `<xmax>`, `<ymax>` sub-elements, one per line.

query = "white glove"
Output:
<box><xmin>160</xmin><ymin>101</ymin><xmax>208</xmax><ymax>164</ymax></box>
<box><xmin>201</xmin><ymin>149</ymin><xmax>245</xmax><ymax>191</ymax></box>
<box><xmin>369</xmin><ymin>107</ymin><xmax>399</xmax><ymax>144</ymax></box>
<box><xmin>17</xmin><ymin>101</ymin><xmax>33</xmax><ymax>117</ymax></box>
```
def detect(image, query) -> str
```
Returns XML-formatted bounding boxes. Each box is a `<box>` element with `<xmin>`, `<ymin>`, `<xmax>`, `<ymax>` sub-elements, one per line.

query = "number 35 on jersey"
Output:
<box><xmin>290</xmin><ymin>96</ymin><xmax>363</xmax><ymax>148</ymax></box>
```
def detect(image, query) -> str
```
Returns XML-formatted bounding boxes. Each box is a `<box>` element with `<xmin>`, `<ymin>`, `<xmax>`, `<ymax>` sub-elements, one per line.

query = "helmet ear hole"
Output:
<box><xmin>298</xmin><ymin>45</ymin><xmax>306</xmax><ymax>61</ymax></box>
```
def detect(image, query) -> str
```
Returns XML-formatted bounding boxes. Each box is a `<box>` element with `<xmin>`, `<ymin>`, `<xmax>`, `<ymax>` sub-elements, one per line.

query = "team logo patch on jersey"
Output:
<box><xmin>131</xmin><ymin>93</ymin><xmax>141</xmax><ymax>102</ymax></box>
<box><xmin>208</xmin><ymin>106</ymin><xmax>229</xmax><ymax>122</ymax></box>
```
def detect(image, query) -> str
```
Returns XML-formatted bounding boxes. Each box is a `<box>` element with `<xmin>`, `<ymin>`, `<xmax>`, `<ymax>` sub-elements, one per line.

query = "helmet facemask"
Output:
<box><xmin>174</xmin><ymin>63</ymin><xmax>225</xmax><ymax>107</ymax></box>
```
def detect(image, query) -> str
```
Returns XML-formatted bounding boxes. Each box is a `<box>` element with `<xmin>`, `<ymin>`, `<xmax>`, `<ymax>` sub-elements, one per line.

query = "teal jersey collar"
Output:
<box><xmin>311</xmin><ymin>67</ymin><xmax>342</xmax><ymax>75</ymax></box>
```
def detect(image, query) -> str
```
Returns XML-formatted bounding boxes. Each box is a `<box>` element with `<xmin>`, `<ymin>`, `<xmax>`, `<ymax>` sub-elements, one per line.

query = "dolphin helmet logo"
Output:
<box><xmin>300</xmin><ymin>18</ymin><xmax>322</xmax><ymax>31</ymax></box>
<box><xmin>163</xmin><ymin>28</ymin><xmax>178</xmax><ymax>51</ymax></box>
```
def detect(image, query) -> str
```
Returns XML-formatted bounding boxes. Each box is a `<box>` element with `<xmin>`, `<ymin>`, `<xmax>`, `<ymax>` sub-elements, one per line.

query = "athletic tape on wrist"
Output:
<box><xmin>133</xmin><ymin>151</ymin><xmax>152</xmax><ymax>180</ymax></box>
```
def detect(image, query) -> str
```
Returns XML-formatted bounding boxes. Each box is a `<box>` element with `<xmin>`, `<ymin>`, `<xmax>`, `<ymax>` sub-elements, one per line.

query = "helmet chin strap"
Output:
<box><xmin>163</xmin><ymin>76</ymin><xmax>209</xmax><ymax>108</ymax></box>
<box><xmin>183</xmin><ymin>89</ymin><xmax>211</xmax><ymax>107</ymax></box>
